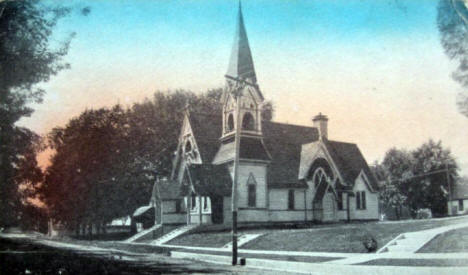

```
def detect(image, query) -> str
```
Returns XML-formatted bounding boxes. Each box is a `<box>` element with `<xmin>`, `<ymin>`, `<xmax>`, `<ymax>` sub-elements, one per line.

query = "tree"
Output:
<box><xmin>377</xmin><ymin>148</ymin><xmax>413</xmax><ymax>220</ymax></box>
<box><xmin>0</xmin><ymin>126</ymin><xmax>43</xmax><ymax>226</ymax></box>
<box><xmin>437</xmin><ymin>0</ymin><xmax>468</xmax><ymax>117</ymax></box>
<box><xmin>377</xmin><ymin>140</ymin><xmax>458</xmax><ymax>218</ymax></box>
<box><xmin>0</xmin><ymin>0</ymin><xmax>72</xmax><ymax>227</ymax></box>
<box><xmin>40</xmin><ymin>106</ymin><xmax>133</xmax><ymax>233</ymax></box>
<box><xmin>410</xmin><ymin>139</ymin><xmax>458</xmax><ymax>216</ymax></box>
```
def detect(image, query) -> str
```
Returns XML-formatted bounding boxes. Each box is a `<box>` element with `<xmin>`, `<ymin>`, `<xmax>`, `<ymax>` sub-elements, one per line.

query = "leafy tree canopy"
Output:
<box><xmin>437</xmin><ymin>0</ymin><xmax>468</xmax><ymax>117</ymax></box>
<box><xmin>376</xmin><ymin>139</ymin><xmax>458</xmax><ymax>218</ymax></box>
<box><xmin>40</xmin><ymin>88</ymin><xmax>274</xmax><ymax>229</ymax></box>
<box><xmin>0</xmin><ymin>0</ymin><xmax>72</xmax><ymax>227</ymax></box>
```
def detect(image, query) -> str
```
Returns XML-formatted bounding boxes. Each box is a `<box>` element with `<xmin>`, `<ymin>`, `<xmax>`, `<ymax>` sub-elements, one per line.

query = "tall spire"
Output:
<box><xmin>226</xmin><ymin>1</ymin><xmax>257</xmax><ymax>84</ymax></box>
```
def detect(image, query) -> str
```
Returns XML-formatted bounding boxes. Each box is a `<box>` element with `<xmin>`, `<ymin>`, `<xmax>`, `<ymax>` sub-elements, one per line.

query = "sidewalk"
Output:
<box><xmin>171</xmin><ymin>251</ymin><xmax>468</xmax><ymax>275</ymax></box>
<box><xmin>159</xmin><ymin>221</ymin><xmax>468</xmax><ymax>272</ymax></box>
<box><xmin>377</xmin><ymin>221</ymin><xmax>468</xmax><ymax>253</ymax></box>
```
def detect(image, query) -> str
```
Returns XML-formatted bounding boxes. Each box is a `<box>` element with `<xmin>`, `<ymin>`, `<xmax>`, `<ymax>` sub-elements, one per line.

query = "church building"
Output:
<box><xmin>157</xmin><ymin>4</ymin><xmax>379</xmax><ymax>226</ymax></box>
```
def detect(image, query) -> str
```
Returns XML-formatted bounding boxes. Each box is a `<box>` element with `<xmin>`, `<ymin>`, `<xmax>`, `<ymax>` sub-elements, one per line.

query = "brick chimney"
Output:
<box><xmin>313</xmin><ymin>112</ymin><xmax>328</xmax><ymax>140</ymax></box>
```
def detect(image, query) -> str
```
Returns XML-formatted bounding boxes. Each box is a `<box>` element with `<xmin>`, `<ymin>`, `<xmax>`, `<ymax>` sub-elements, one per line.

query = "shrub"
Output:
<box><xmin>362</xmin><ymin>235</ymin><xmax>378</xmax><ymax>252</ymax></box>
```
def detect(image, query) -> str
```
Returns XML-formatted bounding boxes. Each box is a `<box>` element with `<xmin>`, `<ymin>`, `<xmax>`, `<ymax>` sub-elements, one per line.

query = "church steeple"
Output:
<box><xmin>213</xmin><ymin>1</ymin><xmax>271</xmax><ymax>164</ymax></box>
<box><xmin>221</xmin><ymin>1</ymin><xmax>265</xmax><ymax>139</ymax></box>
<box><xmin>226</xmin><ymin>1</ymin><xmax>257</xmax><ymax>85</ymax></box>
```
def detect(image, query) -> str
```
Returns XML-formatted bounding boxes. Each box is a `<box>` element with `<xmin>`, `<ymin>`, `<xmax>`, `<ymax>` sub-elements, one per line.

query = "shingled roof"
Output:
<box><xmin>212</xmin><ymin>136</ymin><xmax>271</xmax><ymax>164</ymax></box>
<box><xmin>183</xmin><ymin>164</ymin><xmax>232</xmax><ymax>197</ymax></box>
<box><xmin>187</xmin><ymin>112</ymin><xmax>222</xmax><ymax>163</ymax></box>
<box><xmin>188</xmin><ymin>111</ymin><xmax>319</xmax><ymax>188</ymax></box>
<box><xmin>152</xmin><ymin>178</ymin><xmax>182</xmax><ymax>200</ymax></box>
<box><xmin>262</xmin><ymin>121</ymin><xmax>319</xmax><ymax>188</ymax></box>
<box><xmin>323</xmin><ymin>139</ymin><xmax>379</xmax><ymax>192</ymax></box>
<box><xmin>184</xmin><ymin>111</ymin><xmax>376</xmax><ymax>191</ymax></box>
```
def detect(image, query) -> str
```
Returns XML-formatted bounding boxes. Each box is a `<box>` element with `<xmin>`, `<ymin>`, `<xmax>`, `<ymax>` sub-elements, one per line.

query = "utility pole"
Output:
<box><xmin>231</xmin><ymin>86</ymin><xmax>242</xmax><ymax>265</ymax></box>
<box><xmin>446</xmin><ymin>161</ymin><xmax>451</xmax><ymax>200</ymax></box>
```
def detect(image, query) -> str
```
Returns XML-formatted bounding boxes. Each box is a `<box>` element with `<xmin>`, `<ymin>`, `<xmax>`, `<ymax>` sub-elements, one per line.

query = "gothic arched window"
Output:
<box><xmin>247</xmin><ymin>173</ymin><xmax>256</xmax><ymax>207</ymax></box>
<box><xmin>313</xmin><ymin>168</ymin><xmax>327</xmax><ymax>189</ymax></box>
<box><xmin>242</xmin><ymin>112</ymin><xmax>255</xmax><ymax>130</ymax></box>
<box><xmin>227</xmin><ymin>114</ymin><xmax>234</xmax><ymax>132</ymax></box>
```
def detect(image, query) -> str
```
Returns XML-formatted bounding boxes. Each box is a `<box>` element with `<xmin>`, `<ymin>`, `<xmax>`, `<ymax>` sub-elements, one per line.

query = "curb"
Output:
<box><xmin>171</xmin><ymin>251</ymin><xmax>468</xmax><ymax>275</ymax></box>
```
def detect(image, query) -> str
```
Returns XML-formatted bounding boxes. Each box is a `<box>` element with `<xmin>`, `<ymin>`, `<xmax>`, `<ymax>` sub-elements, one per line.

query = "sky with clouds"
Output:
<box><xmin>18</xmin><ymin>0</ymin><xmax>468</xmax><ymax>176</ymax></box>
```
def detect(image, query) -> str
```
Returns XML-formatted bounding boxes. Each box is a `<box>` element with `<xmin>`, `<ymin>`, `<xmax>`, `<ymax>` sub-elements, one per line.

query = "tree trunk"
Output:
<box><xmin>394</xmin><ymin>206</ymin><xmax>400</xmax><ymax>220</ymax></box>
<box><xmin>87</xmin><ymin>223</ymin><xmax>93</xmax><ymax>238</ymax></box>
<box><xmin>97</xmin><ymin>223</ymin><xmax>101</xmax><ymax>238</ymax></box>
<box><xmin>74</xmin><ymin>223</ymin><xmax>79</xmax><ymax>237</ymax></box>
<box><xmin>102</xmin><ymin>222</ymin><xmax>107</xmax><ymax>235</ymax></box>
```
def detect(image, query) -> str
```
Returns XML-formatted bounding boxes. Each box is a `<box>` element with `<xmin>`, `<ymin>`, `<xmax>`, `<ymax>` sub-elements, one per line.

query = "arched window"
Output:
<box><xmin>242</xmin><ymin>112</ymin><xmax>255</xmax><ymax>130</ymax></box>
<box><xmin>247</xmin><ymin>173</ymin><xmax>256</xmax><ymax>207</ymax></box>
<box><xmin>227</xmin><ymin>114</ymin><xmax>234</xmax><ymax>132</ymax></box>
<box><xmin>248</xmin><ymin>185</ymin><xmax>256</xmax><ymax>207</ymax></box>
<box><xmin>313</xmin><ymin>168</ymin><xmax>327</xmax><ymax>189</ymax></box>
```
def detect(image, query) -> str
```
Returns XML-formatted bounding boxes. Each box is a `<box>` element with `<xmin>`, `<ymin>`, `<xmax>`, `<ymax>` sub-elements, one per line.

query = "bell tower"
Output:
<box><xmin>221</xmin><ymin>1</ymin><xmax>264</xmax><ymax>140</ymax></box>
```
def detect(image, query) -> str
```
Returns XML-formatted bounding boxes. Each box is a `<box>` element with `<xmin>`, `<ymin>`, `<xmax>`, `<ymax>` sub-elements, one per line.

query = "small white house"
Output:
<box><xmin>448</xmin><ymin>182</ymin><xmax>468</xmax><ymax>216</ymax></box>
<box><xmin>132</xmin><ymin>178</ymin><xmax>187</xmax><ymax>229</ymax></box>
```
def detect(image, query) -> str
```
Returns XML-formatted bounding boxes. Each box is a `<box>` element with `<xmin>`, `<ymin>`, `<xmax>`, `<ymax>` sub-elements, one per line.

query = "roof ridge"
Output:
<box><xmin>326</xmin><ymin>139</ymin><xmax>357</xmax><ymax>146</ymax></box>
<box><xmin>264</xmin><ymin>120</ymin><xmax>316</xmax><ymax>129</ymax></box>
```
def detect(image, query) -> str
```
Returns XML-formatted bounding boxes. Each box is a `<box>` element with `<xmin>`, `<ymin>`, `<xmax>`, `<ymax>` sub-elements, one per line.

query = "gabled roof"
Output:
<box><xmin>153</xmin><ymin>178</ymin><xmax>182</xmax><ymax>200</ymax></box>
<box><xmin>179</xmin><ymin>110</ymin><xmax>376</xmax><ymax>192</ymax></box>
<box><xmin>226</xmin><ymin>2</ymin><xmax>257</xmax><ymax>84</ymax></box>
<box><xmin>262</xmin><ymin>121</ymin><xmax>319</xmax><ymax>188</ymax></box>
<box><xmin>187</xmin><ymin>112</ymin><xmax>222</xmax><ymax>163</ymax></box>
<box><xmin>182</xmin><ymin>164</ymin><xmax>232</xmax><ymax>197</ymax></box>
<box><xmin>323</xmin><ymin>139</ymin><xmax>379</xmax><ymax>191</ymax></box>
<box><xmin>133</xmin><ymin>205</ymin><xmax>153</xmax><ymax>217</ymax></box>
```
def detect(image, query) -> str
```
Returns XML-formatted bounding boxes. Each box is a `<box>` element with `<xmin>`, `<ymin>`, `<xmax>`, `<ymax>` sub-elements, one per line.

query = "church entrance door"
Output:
<box><xmin>211</xmin><ymin>196</ymin><xmax>224</xmax><ymax>224</ymax></box>
<box><xmin>322</xmin><ymin>192</ymin><xmax>336</xmax><ymax>222</ymax></box>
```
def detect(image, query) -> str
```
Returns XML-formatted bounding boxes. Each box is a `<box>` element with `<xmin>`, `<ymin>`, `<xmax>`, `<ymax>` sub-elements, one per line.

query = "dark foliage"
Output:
<box><xmin>39</xmin><ymin>88</ymin><xmax>275</xmax><ymax>231</ymax></box>
<box><xmin>0</xmin><ymin>0</ymin><xmax>72</xmax><ymax>227</ymax></box>
<box><xmin>437</xmin><ymin>0</ymin><xmax>468</xmax><ymax>117</ymax></box>
<box><xmin>376</xmin><ymin>140</ymin><xmax>458</xmax><ymax>218</ymax></box>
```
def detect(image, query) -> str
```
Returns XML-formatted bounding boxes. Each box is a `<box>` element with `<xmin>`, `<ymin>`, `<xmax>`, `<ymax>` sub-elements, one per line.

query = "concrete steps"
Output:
<box><xmin>124</xmin><ymin>224</ymin><xmax>161</xmax><ymax>243</ymax></box>
<box><xmin>151</xmin><ymin>224</ymin><xmax>197</xmax><ymax>245</ymax></box>
<box><xmin>378</xmin><ymin>222</ymin><xmax>468</xmax><ymax>253</ymax></box>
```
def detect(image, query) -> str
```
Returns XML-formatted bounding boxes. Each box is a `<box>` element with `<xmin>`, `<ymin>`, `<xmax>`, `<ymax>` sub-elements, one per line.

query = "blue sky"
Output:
<box><xmin>21</xmin><ymin>0</ymin><xmax>468</xmax><ymax>175</ymax></box>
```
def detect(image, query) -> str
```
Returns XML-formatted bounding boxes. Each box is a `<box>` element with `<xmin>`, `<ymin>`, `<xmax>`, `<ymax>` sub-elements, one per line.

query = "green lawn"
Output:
<box><xmin>167</xmin><ymin>232</ymin><xmax>232</xmax><ymax>248</ymax></box>
<box><xmin>168</xmin><ymin>216</ymin><xmax>468</xmax><ymax>253</ymax></box>
<box><xmin>418</xmin><ymin>227</ymin><xmax>468</xmax><ymax>253</ymax></box>
<box><xmin>243</xmin><ymin>217</ymin><xmax>468</xmax><ymax>253</ymax></box>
